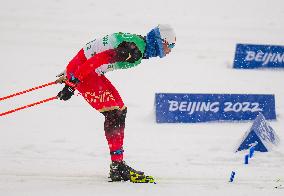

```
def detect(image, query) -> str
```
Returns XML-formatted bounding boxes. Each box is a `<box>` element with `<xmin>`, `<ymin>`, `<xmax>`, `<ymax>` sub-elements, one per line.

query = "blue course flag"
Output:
<box><xmin>236</xmin><ymin>113</ymin><xmax>280</xmax><ymax>152</ymax></box>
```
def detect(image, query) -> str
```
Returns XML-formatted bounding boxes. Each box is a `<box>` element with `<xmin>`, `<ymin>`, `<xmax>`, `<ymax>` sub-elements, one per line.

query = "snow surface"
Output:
<box><xmin>0</xmin><ymin>0</ymin><xmax>284</xmax><ymax>195</ymax></box>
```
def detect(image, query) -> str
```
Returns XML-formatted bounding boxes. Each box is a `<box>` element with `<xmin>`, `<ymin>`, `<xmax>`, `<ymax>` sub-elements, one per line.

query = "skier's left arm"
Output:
<box><xmin>74</xmin><ymin>42</ymin><xmax>142</xmax><ymax>81</ymax></box>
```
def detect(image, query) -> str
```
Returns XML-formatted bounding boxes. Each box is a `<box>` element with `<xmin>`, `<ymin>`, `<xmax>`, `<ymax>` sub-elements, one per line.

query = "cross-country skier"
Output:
<box><xmin>56</xmin><ymin>24</ymin><xmax>176</xmax><ymax>183</ymax></box>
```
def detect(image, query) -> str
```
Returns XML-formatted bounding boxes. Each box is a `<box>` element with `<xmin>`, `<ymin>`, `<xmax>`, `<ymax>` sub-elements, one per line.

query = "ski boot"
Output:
<box><xmin>109</xmin><ymin>161</ymin><xmax>155</xmax><ymax>183</ymax></box>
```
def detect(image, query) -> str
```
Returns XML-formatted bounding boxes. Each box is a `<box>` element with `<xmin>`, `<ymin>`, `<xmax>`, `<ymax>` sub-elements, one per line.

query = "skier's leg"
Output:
<box><xmin>76</xmin><ymin>73</ymin><xmax>126</xmax><ymax>161</ymax></box>
<box><xmin>76</xmin><ymin>73</ymin><xmax>154</xmax><ymax>183</ymax></box>
<box><xmin>97</xmin><ymin>75</ymin><xmax>127</xmax><ymax>161</ymax></box>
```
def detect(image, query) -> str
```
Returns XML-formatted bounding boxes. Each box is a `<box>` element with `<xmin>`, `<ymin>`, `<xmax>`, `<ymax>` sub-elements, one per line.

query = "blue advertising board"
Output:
<box><xmin>233</xmin><ymin>43</ymin><xmax>284</xmax><ymax>68</ymax></box>
<box><xmin>155</xmin><ymin>93</ymin><xmax>276</xmax><ymax>123</ymax></box>
<box><xmin>236</xmin><ymin>113</ymin><xmax>280</xmax><ymax>152</ymax></box>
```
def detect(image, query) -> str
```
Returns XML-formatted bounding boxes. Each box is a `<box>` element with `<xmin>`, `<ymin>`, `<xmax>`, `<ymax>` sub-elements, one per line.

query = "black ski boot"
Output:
<box><xmin>109</xmin><ymin>161</ymin><xmax>155</xmax><ymax>183</ymax></box>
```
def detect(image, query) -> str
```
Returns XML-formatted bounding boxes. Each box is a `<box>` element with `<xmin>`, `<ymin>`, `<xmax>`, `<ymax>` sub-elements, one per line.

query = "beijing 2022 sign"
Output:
<box><xmin>233</xmin><ymin>44</ymin><xmax>284</xmax><ymax>69</ymax></box>
<box><xmin>155</xmin><ymin>93</ymin><xmax>276</xmax><ymax>123</ymax></box>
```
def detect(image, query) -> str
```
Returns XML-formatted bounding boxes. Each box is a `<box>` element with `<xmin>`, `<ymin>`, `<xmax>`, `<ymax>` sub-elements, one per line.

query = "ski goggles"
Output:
<box><xmin>167</xmin><ymin>42</ymin><xmax>175</xmax><ymax>49</ymax></box>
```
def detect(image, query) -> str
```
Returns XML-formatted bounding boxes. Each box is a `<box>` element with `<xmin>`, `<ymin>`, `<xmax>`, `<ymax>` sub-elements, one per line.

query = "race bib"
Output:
<box><xmin>83</xmin><ymin>35</ymin><xmax>116</xmax><ymax>59</ymax></box>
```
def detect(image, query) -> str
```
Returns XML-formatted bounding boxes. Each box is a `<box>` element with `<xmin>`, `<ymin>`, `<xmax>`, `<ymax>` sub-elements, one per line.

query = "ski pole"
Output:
<box><xmin>0</xmin><ymin>96</ymin><xmax>58</xmax><ymax>117</ymax></box>
<box><xmin>0</xmin><ymin>81</ymin><xmax>57</xmax><ymax>102</ymax></box>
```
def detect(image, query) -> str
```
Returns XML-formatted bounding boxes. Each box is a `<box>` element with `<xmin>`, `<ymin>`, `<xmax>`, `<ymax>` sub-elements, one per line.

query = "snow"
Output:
<box><xmin>0</xmin><ymin>0</ymin><xmax>284</xmax><ymax>195</ymax></box>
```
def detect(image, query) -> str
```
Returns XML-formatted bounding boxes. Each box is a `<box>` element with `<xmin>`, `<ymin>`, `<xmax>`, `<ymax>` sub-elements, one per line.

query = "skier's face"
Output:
<box><xmin>163</xmin><ymin>43</ymin><xmax>170</xmax><ymax>55</ymax></box>
<box><xmin>162</xmin><ymin>38</ymin><xmax>175</xmax><ymax>56</ymax></box>
<box><xmin>163</xmin><ymin>41</ymin><xmax>173</xmax><ymax>55</ymax></box>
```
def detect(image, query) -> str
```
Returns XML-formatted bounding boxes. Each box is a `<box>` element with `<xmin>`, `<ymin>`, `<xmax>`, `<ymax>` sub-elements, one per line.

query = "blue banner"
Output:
<box><xmin>233</xmin><ymin>43</ymin><xmax>284</xmax><ymax>68</ymax></box>
<box><xmin>155</xmin><ymin>93</ymin><xmax>276</xmax><ymax>123</ymax></box>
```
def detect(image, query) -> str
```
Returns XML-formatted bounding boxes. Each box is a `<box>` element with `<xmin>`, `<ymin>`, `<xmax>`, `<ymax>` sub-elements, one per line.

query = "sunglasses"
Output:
<box><xmin>156</xmin><ymin>37</ymin><xmax>175</xmax><ymax>49</ymax></box>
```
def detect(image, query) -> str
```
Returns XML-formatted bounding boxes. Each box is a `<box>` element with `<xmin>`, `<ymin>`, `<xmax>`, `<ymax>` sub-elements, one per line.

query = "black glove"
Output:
<box><xmin>57</xmin><ymin>84</ymin><xmax>75</xmax><ymax>101</ymax></box>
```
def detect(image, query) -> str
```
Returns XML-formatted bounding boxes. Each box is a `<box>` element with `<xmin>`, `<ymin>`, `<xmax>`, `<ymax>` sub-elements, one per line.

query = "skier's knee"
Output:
<box><xmin>102</xmin><ymin>108</ymin><xmax>127</xmax><ymax>132</ymax></box>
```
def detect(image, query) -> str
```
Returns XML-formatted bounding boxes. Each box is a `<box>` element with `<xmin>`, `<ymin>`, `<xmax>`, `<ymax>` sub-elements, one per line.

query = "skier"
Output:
<box><xmin>56</xmin><ymin>24</ymin><xmax>176</xmax><ymax>183</ymax></box>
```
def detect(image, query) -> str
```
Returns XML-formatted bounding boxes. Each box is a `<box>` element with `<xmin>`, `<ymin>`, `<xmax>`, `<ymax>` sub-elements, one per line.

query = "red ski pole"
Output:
<box><xmin>0</xmin><ymin>96</ymin><xmax>58</xmax><ymax>117</ymax></box>
<box><xmin>0</xmin><ymin>81</ymin><xmax>57</xmax><ymax>102</ymax></box>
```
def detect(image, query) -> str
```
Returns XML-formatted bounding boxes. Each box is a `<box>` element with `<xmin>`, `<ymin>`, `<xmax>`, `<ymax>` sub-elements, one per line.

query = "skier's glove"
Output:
<box><xmin>57</xmin><ymin>77</ymin><xmax>80</xmax><ymax>101</ymax></box>
<box><xmin>57</xmin><ymin>85</ymin><xmax>75</xmax><ymax>101</ymax></box>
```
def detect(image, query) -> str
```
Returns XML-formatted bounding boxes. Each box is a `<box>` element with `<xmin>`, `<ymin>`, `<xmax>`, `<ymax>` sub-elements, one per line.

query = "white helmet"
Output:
<box><xmin>158</xmin><ymin>24</ymin><xmax>176</xmax><ymax>47</ymax></box>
